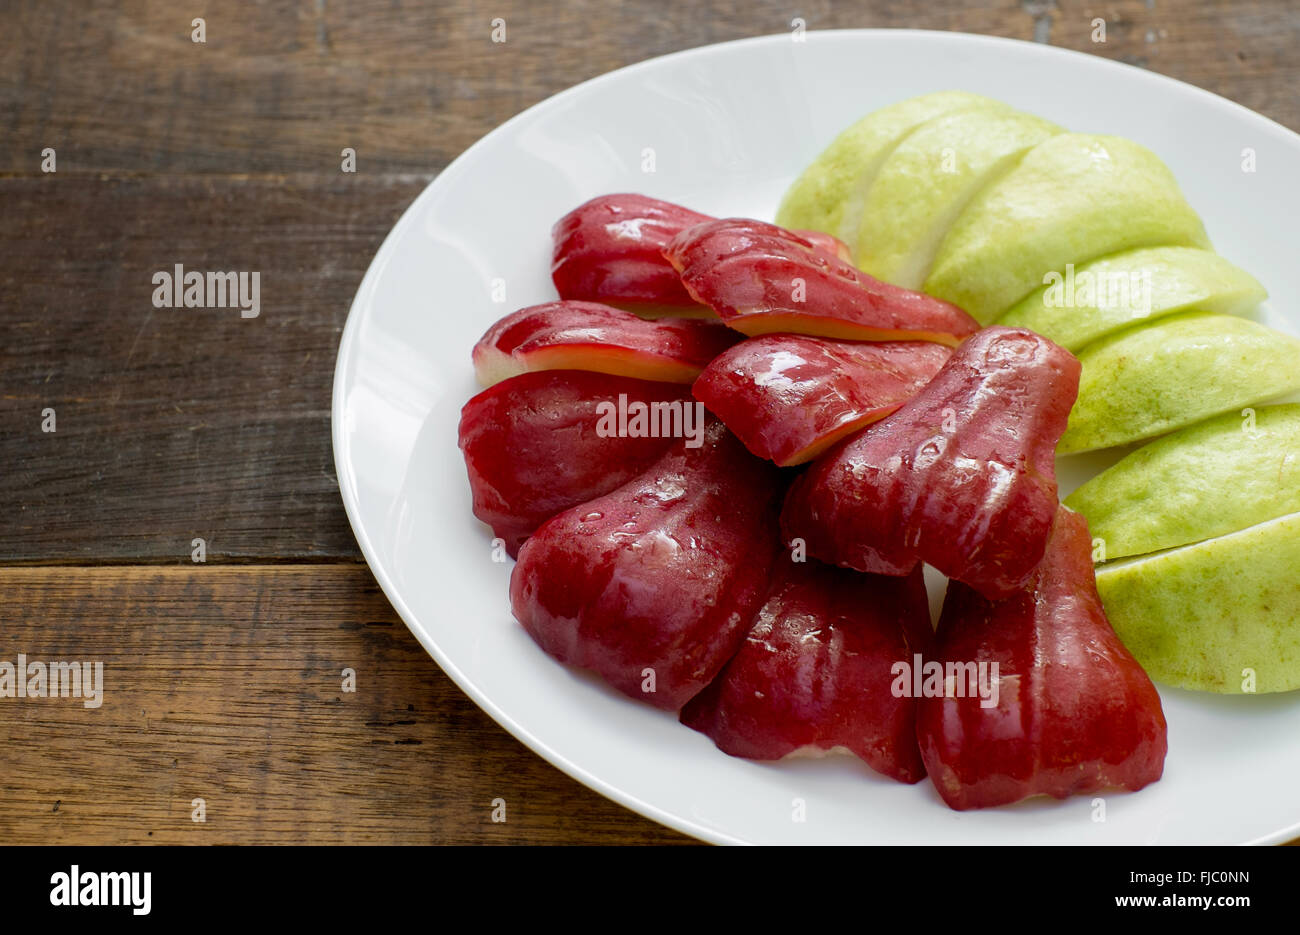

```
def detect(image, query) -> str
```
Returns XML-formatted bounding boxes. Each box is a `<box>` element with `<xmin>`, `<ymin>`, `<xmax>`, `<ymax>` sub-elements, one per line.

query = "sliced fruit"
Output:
<box><xmin>998</xmin><ymin>246</ymin><xmax>1266</xmax><ymax>351</ymax></box>
<box><xmin>692</xmin><ymin>334</ymin><xmax>950</xmax><ymax>466</ymax></box>
<box><xmin>1095</xmin><ymin>511</ymin><xmax>1300</xmax><ymax>694</ymax></box>
<box><xmin>794</xmin><ymin>229</ymin><xmax>852</xmax><ymax>262</ymax></box>
<box><xmin>924</xmin><ymin>133</ymin><xmax>1211</xmax><ymax>323</ymax></box>
<box><xmin>680</xmin><ymin>559</ymin><xmax>932</xmax><ymax>784</ymax></box>
<box><xmin>854</xmin><ymin>107</ymin><xmax>1062</xmax><ymax>288</ymax></box>
<box><xmin>472</xmin><ymin>300</ymin><xmax>740</xmax><ymax>387</ymax></box>
<box><xmin>458</xmin><ymin>371</ymin><xmax>692</xmax><ymax>556</ymax></box>
<box><xmin>551</xmin><ymin>193</ymin><xmax>711</xmax><ymax>313</ymax></box>
<box><xmin>1058</xmin><ymin>311</ymin><xmax>1300</xmax><ymax>453</ymax></box>
<box><xmin>664</xmin><ymin>218</ymin><xmax>978</xmax><ymax>345</ymax></box>
<box><xmin>1065</xmin><ymin>404</ymin><xmax>1300</xmax><ymax>560</ymax></box>
<box><xmin>917</xmin><ymin>506</ymin><xmax>1168</xmax><ymax>810</ymax></box>
<box><xmin>510</xmin><ymin>420</ymin><xmax>785</xmax><ymax>710</ymax></box>
<box><xmin>550</xmin><ymin>193</ymin><xmax>849</xmax><ymax>317</ymax></box>
<box><xmin>775</xmin><ymin>91</ymin><xmax>1004</xmax><ymax>248</ymax></box>
<box><xmin>781</xmin><ymin>327</ymin><xmax>1079</xmax><ymax>598</ymax></box>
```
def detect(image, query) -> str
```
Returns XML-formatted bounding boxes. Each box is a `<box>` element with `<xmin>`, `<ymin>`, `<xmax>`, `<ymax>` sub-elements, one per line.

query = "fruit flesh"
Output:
<box><xmin>458</xmin><ymin>371</ymin><xmax>691</xmax><ymax>556</ymax></box>
<box><xmin>854</xmin><ymin>107</ymin><xmax>1061</xmax><ymax>288</ymax></box>
<box><xmin>1095</xmin><ymin>511</ymin><xmax>1300</xmax><ymax>693</ymax></box>
<box><xmin>781</xmin><ymin>326</ymin><xmax>1080</xmax><ymax>598</ymax></box>
<box><xmin>917</xmin><ymin>506</ymin><xmax>1168</xmax><ymax>810</ymax></box>
<box><xmin>997</xmin><ymin>246</ymin><xmax>1266</xmax><ymax>351</ymax></box>
<box><xmin>692</xmin><ymin>334</ymin><xmax>951</xmax><ymax>466</ymax></box>
<box><xmin>1058</xmin><ymin>311</ymin><xmax>1300</xmax><ymax>453</ymax></box>
<box><xmin>472</xmin><ymin>300</ymin><xmax>740</xmax><ymax>387</ymax></box>
<box><xmin>680</xmin><ymin>559</ymin><xmax>932</xmax><ymax>783</ymax></box>
<box><xmin>924</xmin><ymin>133</ymin><xmax>1211</xmax><ymax>323</ymax></box>
<box><xmin>1064</xmin><ymin>404</ymin><xmax>1300</xmax><ymax>560</ymax></box>
<box><xmin>510</xmin><ymin>420</ymin><xmax>785</xmax><ymax>711</ymax></box>
<box><xmin>664</xmin><ymin>218</ymin><xmax>978</xmax><ymax>346</ymax></box>
<box><xmin>776</xmin><ymin>91</ymin><xmax>1005</xmax><ymax>249</ymax></box>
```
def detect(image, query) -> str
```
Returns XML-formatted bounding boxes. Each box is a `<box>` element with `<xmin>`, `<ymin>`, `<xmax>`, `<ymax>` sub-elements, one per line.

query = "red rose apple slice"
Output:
<box><xmin>458</xmin><ymin>370</ymin><xmax>694</xmax><ymax>556</ymax></box>
<box><xmin>551</xmin><ymin>193</ymin><xmax>713</xmax><ymax>315</ymax></box>
<box><xmin>794</xmin><ymin>229</ymin><xmax>853</xmax><ymax>262</ymax></box>
<box><xmin>663</xmin><ymin>218</ymin><xmax>978</xmax><ymax>345</ymax></box>
<box><xmin>551</xmin><ymin>193</ymin><xmax>851</xmax><ymax>317</ymax></box>
<box><xmin>917</xmin><ymin>505</ymin><xmax>1168</xmax><ymax>810</ymax></box>
<box><xmin>681</xmin><ymin>558</ymin><xmax>932</xmax><ymax>783</ymax></box>
<box><xmin>472</xmin><ymin>300</ymin><xmax>740</xmax><ymax>387</ymax></box>
<box><xmin>693</xmin><ymin>334</ymin><xmax>951</xmax><ymax>466</ymax></box>
<box><xmin>781</xmin><ymin>326</ymin><xmax>1080</xmax><ymax>597</ymax></box>
<box><xmin>510</xmin><ymin>419</ymin><xmax>785</xmax><ymax>710</ymax></box>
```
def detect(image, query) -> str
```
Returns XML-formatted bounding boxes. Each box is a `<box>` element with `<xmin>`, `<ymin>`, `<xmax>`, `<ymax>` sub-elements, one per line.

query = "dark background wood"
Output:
<box><xmin>2</xmin><ymin>0</ymin><xmax>1297</xmax><ymax>844</ymax></box>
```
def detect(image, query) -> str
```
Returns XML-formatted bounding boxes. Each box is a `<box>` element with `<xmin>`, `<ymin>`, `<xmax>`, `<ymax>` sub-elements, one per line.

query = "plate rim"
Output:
<box><xmin>331</xmin><ymin>27</ymin><xmax>1300</xmax><ymax>846</ymax></box>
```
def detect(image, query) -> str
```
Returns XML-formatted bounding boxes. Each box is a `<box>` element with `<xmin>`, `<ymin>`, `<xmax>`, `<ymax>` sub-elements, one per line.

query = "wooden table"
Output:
<box><xmin>3</xmin><ymin>0</ymin><xmax>1296</xmax><ymax>845</ymax></box>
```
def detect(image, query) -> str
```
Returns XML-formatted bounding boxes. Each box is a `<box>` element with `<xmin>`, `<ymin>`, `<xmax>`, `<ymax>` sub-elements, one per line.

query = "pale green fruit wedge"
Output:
<box><xmin>1058</xmin><ymin>311</ymin><xmax>1300</xmax><ymax>454</ymax></box>
<box><xmin>1065</xmin><ymin>404</ymin><xmax>1300</xmax><ymax>559</ymax></box>
<box><xmin>1095</xmin><ymin>511</ymin><xmax>1300</xmax><ymax>693</ymax></box>
<box><xmin>775</xmin><ymin>91</ymin><xmax>1004</xmax><ymax>250</ymax></box>
<box><xmin>853</xmin><ymin>108</ymin><xmax>1062</xmax><ymax>288</ymax></box>
<box><xmin>998</xmin><ymin>246</ymin><xmax>1266</xmax><ymax>351</ymax></box>
<box><xmin>924</xmin><ymin>133</ymin><xmax>1211</xmax><ymax>324</ymax></box>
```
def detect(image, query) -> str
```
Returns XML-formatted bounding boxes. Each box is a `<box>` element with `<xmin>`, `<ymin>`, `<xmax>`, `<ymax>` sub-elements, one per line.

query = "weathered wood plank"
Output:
<box><xmin>4</xmin><ymin>0</ymin><xmax>1293</xmax><ymax>178</ymax></box>
<box><xmin>0</xmin><ymin>175</ymin><xmax>427</xmax><ymax>562</ymax></box>
<box><xmin>0</xmin><ymin>564</ymin><xmax>693</xmax><ymax>844</ymax></box>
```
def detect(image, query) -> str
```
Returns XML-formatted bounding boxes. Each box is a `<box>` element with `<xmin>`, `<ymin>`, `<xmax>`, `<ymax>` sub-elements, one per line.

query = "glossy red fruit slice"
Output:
<box><xmin>681</xmin><ymin>558</ymin><xmax>932</xmax><ymax>783</ymax></box>
<box><xmin>794</xmin><ymin>229</ymin><xmax>852</xmax><ymax>262</ymax></box>
<box><xmin>550</xmin><ymin>193</ymin><xmax>852</xmax><ymax>317</ymax></box>
<box><xmin>551</xmin><ymin>193</ymin><xmax>713</xmax><ymax>314</ymax></box>
<box><xmin>663</xmin><ymin>218</ymin><xmax>979</xmax><ymax>345</ymax></box>
<box><xmin>916</xmin><ymin>506</ymin><xmax>1168</xmax><ymax>810</ymax></box>
<box><xmin>472</xmin><ymin>300</ymin><xmax>740</xmax><ymax>386</ymax></box>
<box><xmin>693</xmin><ymin>334</ymin><xmax>951</xmax><ymax>466</ymax></box>
<box><xmin>458</xmin><ymin>371</ymin><xmax>693</xmax><ymax>557</ymax></box>
<box><xmin>510</xmin><ymin>420</ymin><xmax>785</xmax><ymax>711</ymax></box>
<box><xmin>781</xmin><ymin>326</ymin><xmax>1079</xmax><ymax>597</ymax></box>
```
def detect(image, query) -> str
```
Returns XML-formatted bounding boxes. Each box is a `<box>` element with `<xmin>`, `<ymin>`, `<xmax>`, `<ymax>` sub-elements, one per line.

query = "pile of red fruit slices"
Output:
<box><xmin>457</xmin><ymin>193</ymin><xmax>1168</xmax><ymax>811</ymax></box>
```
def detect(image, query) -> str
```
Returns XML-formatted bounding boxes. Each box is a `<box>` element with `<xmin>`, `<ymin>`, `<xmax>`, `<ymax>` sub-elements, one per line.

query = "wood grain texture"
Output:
<box><xmin>3</xmin><ymin>0</ymin><xmax>1297</xmax><ymax>845</ymax></box>
<box><xmin>0</xmin><ymin>565</ymin><xmax>692</xmax><ymax>844</ymax></box>
<box><xmin>3</xmin><ymin>0</ymin><xmax>1296</xmax><ymax>177</ymax></box>
<box><xmin>0</xmin><ymin>175</ymin><xmax>422</xmax><ymax>562</ymax></box>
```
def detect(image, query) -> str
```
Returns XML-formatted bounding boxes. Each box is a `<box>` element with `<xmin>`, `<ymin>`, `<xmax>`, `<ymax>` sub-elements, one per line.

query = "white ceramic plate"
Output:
<box><xmin>332</xmin><ymin>29</ymin><xmax>1300</xmax><ymax>844</ymax></box>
